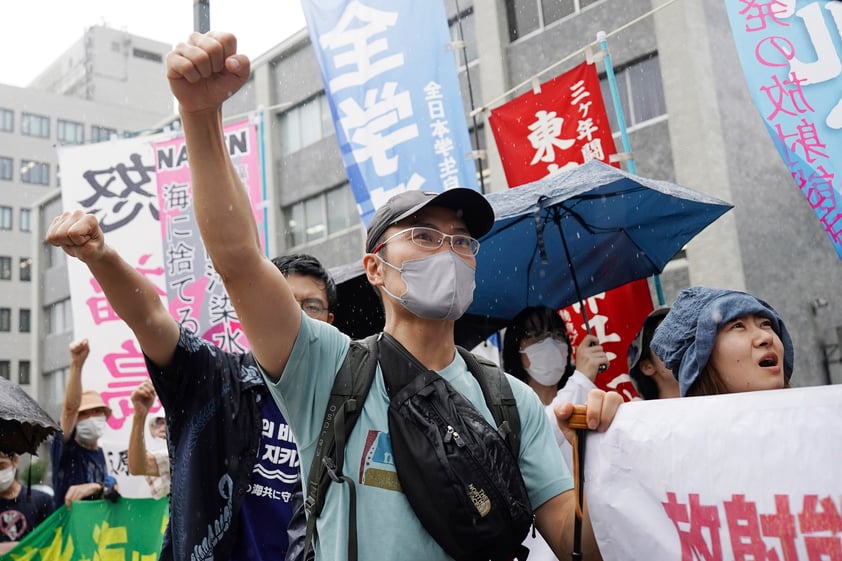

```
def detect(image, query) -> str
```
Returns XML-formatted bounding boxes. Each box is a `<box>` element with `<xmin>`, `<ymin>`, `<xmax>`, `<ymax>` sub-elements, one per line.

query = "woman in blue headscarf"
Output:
<box><xmin>650</xmin><ymin>287</ymin><xmax>794</xmax><ymax>397</ymax></box>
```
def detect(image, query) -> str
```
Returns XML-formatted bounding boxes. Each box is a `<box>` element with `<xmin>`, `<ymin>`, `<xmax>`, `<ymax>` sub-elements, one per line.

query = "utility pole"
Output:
<box><xmin>193</xmin><ymin>0</ymin><xmax>210</xmax><ymax>33</ymax></box>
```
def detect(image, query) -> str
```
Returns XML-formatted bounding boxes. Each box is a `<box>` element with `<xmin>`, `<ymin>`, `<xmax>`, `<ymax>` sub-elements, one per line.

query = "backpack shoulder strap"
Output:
<box><xmin>303</xmin><ymin>333</ymin><xmax>379</xmax><ymax>561</ymax></box>
<box><xmin>456</xmin><ymin>346</ymin><xmax>522</xmax><ymax>458</ymax></box>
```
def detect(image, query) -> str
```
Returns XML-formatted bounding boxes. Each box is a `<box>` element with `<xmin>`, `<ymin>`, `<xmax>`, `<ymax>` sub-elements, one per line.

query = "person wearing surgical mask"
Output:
<box><xmin>502</xmin><ymin>306</ymin><xmax>608</xmax><ymax>561</ymax></box>
<box><xmin>50</xmin><ymin>339</ymin><xmax>116</xmax><ymax>511</ymax></box>
<box><xmin>502</xmin><ymin>306</ymin><xmax>606</xmax><ymax>406</ymax></box>
<box><xmin>0</xmin><ymin>452</ymin><xmax>53</xmax><ymax>554</ymax></box>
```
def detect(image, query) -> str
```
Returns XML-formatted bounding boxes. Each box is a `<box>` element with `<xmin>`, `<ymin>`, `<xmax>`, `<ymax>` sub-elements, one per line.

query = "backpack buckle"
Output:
<box><xmin>323</xmin><ymin>456</ymin><xmax>343</xmax><ymax>483</ymax></box>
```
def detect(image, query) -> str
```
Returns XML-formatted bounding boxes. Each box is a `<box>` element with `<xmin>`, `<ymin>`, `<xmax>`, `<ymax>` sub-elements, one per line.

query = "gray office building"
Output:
<box><xmin>1</xmin><ymin>26</ymin><xmax>172</xmax><ymax>420</ymax></box>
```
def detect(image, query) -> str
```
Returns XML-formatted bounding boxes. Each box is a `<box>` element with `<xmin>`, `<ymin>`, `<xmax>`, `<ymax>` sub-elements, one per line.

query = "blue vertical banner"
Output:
<box><xmin>301</xmin><ymin>0</ymin><xmax>479</xmax><ymax>226</ymax></box>
<box><xmin>726</xmin><ymin>0</ymin><xmax>842</xmax><ymax>261</ymax></box>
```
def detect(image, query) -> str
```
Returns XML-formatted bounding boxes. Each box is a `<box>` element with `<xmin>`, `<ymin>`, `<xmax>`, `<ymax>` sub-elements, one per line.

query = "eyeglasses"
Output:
<box><xmin>373</xmin><ymin>227</ymin><xmax>481</xmax><ymax>257</ymax></box>
<box><xmin>299</xmin><ymin>298</ymin><xmax>328</xmax><ymax>318</ymax></box>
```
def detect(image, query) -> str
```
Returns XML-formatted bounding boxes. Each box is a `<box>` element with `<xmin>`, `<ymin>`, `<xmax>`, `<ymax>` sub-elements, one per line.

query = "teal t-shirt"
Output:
<box><xmin>265</xmin><ymin>313</ymin><xmax>572</xmax><ymax>560</ymax></box>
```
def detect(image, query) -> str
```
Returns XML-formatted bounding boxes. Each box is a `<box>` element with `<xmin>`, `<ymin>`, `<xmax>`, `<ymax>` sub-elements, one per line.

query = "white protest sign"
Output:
<box><xmin>585</xmin><ymin>384</ymin><xmax>842</xmax><ymax>560</ymax></box>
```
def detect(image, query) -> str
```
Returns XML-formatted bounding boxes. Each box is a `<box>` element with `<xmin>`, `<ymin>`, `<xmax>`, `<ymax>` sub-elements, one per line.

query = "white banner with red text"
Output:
<box><xmin>585</xmin><ymin>384</ymin><xmax>842</xmax><ymax>560</ymax></box>
<box><xmin>56</xmin><ymin>119</ymin><xmax>265</xmax><ymax>497</ymax></box>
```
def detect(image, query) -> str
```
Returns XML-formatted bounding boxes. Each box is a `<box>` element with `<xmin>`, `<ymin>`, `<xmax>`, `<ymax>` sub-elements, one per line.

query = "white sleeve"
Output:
<box><xmin>543</xmin><ymin>370</ymin><xmax>599</xmax><ymax>472</ymax></box>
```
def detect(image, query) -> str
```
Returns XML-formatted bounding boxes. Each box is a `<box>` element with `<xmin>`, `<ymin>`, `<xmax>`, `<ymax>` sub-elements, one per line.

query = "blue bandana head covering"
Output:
<box><xmin>650</xmin><ymin>287</ymin><xmax>794</xmax><ymax>396</ymax></box>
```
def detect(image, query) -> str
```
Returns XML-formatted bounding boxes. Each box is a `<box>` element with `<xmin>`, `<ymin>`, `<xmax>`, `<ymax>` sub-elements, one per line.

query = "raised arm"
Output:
<box><xmin>46</xmin><ymin>211</ymin><xmax>179</xmax><ymax>367</ymax></box>
<box><xmin>59</xmin><ymin>339</ymin><xmax>88</xmax><ymax>440</ymax></box>
<box><xmin>128</xmin><ymin>381</ymin><xmax>160</xmax><ymax>476</ymax></box>
<box><xmin>166</xmin><ymin>31</ymin><xmax>301</xmax><ymax>379</ymax></box>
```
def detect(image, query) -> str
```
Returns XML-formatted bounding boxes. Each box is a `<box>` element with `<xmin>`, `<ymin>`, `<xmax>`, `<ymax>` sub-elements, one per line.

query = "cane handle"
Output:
<box><xmin>568</xmin><ymin>404</ymin><xmax>588</xmax><ymax>430</ymax></box>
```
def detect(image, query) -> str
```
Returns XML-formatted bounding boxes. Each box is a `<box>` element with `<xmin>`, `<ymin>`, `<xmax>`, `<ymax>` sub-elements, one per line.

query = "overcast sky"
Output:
<box><xmin>1</xmin><ymin>1</ymin><xmax>306</xmax><ymax>88</ymax></box>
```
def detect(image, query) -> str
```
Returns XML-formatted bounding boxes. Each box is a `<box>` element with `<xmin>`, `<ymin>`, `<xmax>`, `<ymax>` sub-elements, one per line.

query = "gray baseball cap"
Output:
<box><xmin>365</xmin><ymin>188</ymin><xmax>495</xmax><ymax>253</ymax></box>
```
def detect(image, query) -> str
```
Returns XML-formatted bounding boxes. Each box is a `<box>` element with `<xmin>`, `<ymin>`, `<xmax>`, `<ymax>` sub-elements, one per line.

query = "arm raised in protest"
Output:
<box><xmin>166</xmin><ymin>31</ymin><xmax>299</xmax><ymax>380</ymax></box>
<box><xmin>46</xmin><ymin>211</ymin><xmax>179</xmax><ymax>367</ymax></box>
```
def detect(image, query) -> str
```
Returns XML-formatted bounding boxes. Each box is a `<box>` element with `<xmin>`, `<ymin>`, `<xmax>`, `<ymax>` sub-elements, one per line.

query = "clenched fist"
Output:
<box><xmin>46</xmin><ymin>211</ymin><xmax>105</xmax><ymax>263</ymax></box>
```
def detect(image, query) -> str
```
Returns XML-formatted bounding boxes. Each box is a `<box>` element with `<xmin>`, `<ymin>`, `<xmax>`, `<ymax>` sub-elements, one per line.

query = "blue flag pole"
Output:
<box><xmin>256</xmin><ymin>108</ymin><xmax>270</xmax><ymax>258</ymax></box>
<box><xmin>597</xmin><ymin>31</ymin><xmax>665</xmax><ymax>306</ymax></box>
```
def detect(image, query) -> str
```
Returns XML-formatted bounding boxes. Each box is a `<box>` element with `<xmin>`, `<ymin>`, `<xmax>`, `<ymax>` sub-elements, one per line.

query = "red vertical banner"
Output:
<box><xmin>490</xmin><ymin>61</ymin><xmax>648</xmax><ymax>401</ymax></box>
<box><xmin>559</xmin><ymin>280</ymin><xmax>653</xmax><ymax>401</ymax></box>
<box><xmin>488</xmin><ymin>61</ymin><xmax>618</xmax><ymax>189</ymax></box>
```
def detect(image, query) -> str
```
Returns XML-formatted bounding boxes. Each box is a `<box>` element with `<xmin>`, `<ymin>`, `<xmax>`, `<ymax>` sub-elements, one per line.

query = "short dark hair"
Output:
<box><xmin>630</xmin><ymin>318</ymin><xmax>664</xmax><ymax>400</ymax></box>
<box><xmin>271</xmin><ymin>254</ymin><xmax>338</xmax><ymax>311</ymax></box>
<box><xmin>502</xmin><ymin>306</ymin><xmax>574</xmax><ymax>388</ymax></box>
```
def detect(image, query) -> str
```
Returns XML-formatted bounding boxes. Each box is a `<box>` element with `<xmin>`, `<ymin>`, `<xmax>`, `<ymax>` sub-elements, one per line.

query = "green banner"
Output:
<box><xmin>1</xmin><ymin>498</ymin><xmax>167</xmax><ymax>561</ymax></box>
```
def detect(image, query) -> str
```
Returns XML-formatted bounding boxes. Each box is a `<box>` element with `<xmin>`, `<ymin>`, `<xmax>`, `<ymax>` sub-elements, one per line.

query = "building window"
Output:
<box><xmin>0</xmin><ymin>362</ymin><xmax>9</xmax><ymax>381</ymax></box>
<box><xmin>0</xmin><ymin>157</ymin><xmax>11</xmax><ymax>180</ymax></box>
<box><xmin>0</xmin><ymin>206</ymin><xmax>10</xmax><ymax>230</ymax></box>
<box><xmin>18</xmin><ymin>361</ymin><xmax>30</xmax><ymax>385</ymax></box>
<box><xmin>58</xmin><ymin>119</ymin><xmax>85</xmax><ymax>144</ymax></box>
<box><xmin>21</xmin><ymin>113</ymin><xmax>50</xmax><ymax>138</ymax></box>
<box><xmin>0</xmin><ymin>308</ymin><xmax>10</xmax><ymax>332</ymax></box>
<box><xmin>47</xmin><ymin>298</ymin><xmax>73</xmax><ymax>335</ymax></box>
<box><xmin>91</xmin><ymin>126</ymin><xmax>118</xmax><ymax>143</ymax></box>
<box><xmin>21</xmin><ymin>160</ymin><xmax>50</xmax><ymax>185</ymax></box>
<box><xmin>19</xmin><ymin>258</ymin><xmax>31</xmax><ymax>282</ymax></box>
<box><xmin>133</xmin><ymin>48</ymin><xmax>164</xmax><ymax>62</ymax></box>
<box><xmin>0</xmin><ymin>256</ymin><xmax>10</xmax><ymax>280</ymax></box>
<box><xmin>326</xmin><ymin>183</ymin><xmax>358</xmax><ymax>235</ymax></box>
<box><xmin>45</xmin><ymin>367</ymin><xmax>69</xmax><ymax>408</ymax></box>
<box><xmin>505</xmin><ymin>0</ymin><xmax>601</xmax><ymax>41</ymax></box>
<box><xmin>283</xmin><ymin>183</ymin><xmax>359</xmax><ymax>248</ymax></box>
<box><xmin>19</xmin><ymin>308</ymin><xmax>30</xmax><ymax>333</ymax></box>
<box><xmin>599</xmin><ymin>54</ymin><xmax>667</xmax><ymax>130</ymax></box>
<box><xmin>0</xmin><ymin>108</ymin><xmax>12</xmax><ymax>132</ymax></box>
<box><xmin>277</xmin><ymin>94</ymin><xmax>334</xmax><ymax>156</ymax></box>
<box><xmin>19</xmin><ymin>209</ymin><xmax>31</xmax><ymax>232</ymax></box>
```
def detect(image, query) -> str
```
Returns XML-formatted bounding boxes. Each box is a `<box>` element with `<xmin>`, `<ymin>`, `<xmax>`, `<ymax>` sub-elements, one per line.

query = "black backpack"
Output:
<box><xmin>303</xmin><ymin>333</ymin><xmax>533</xmax><ymax>561</ymax></box>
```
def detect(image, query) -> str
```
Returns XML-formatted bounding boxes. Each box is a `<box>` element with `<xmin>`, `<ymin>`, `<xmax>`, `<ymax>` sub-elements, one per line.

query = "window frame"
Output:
<box><xmin>506</xmin><ymin>0</ymin><xmax>604</xmax><ymax>42</ymax></box>
<box><xmin>277</xmin><ymin>93</ymin><xmax>333</xmax><ymax>156</ymax></box>
<box><xmin>91</xmin><ymin>125</ymin><xmax>118</xmax><ymax>143</ymax></box>
<box><xmin>21</xmin><ymin>112</ymin><xmax>50</xmax><ymax>138</ymax></box>
<box><xmin>0</xmin><ymin>156</ymin><xmax>12</xmax><ymax>180</ymax></box>
<box><xmin>18</xmin><ymin>360</ymin><xmax>30</xmax><ymax>385</ymax></box>
<box><xmin>282</xmin><ymin>183</ymin><xmax>359</xmax><ymax>250</ymax></box>
<box><xmin>19</xmin><ymin>308</ymin><xmax>30</xmax><ymax>333</ymax></box>
<box><xmin>19</xmin><ymin>257</ymin><xmax>31</xmax><ymax>282</ymax></box>
<box><xmin>0</xmin><ymin>206</ymin><xmax>11</xmax><ymax>230</ymax></box>
<box><xmin>20</xmin><ymin>160</ymin><xmax>50</xmax><ymax>185</ymax></box>
<box><xmin>598</xmin><ymin>53</ymin><xmax>667</xmax><ymax>131</ymax></box>
<box><xmin>57</xmin><ymin>119</ymin><xmax>85</xmax><ymax>145</ymax></box>
<box><xmin>0</xmin><ymin>108</ymin><xmax>13</xmax><ymax>133</ymax></box>
<box><xmin>19</xmin><ymin>209</ymin><xmax>31</xmax><ymax>232</ymax></box>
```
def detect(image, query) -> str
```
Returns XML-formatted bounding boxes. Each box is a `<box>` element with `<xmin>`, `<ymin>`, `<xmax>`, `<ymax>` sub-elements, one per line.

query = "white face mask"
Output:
<box><xmin>0</xmin><ymin>467</ymin><xmax>15</xmax><ymax>492</ymax></box>
<box><xmin>521</xmin><ymin>337</ymin><xmax>569</xmax><ymax>386</ymax></box>
<box><xmin>378</xmin><ymin>251</ymin><xmax>476</xmax><ymax>321</ymax></box>
<box><xmin>76</xmin><ymin>416</ymin><xmax>107</xmax><ymax>445</ymax></box>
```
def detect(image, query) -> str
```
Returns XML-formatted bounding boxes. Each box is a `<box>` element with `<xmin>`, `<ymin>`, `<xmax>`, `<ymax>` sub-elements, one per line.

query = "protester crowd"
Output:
<box><xmin>1</xmin><ymin>30</ymin><xmax>804</xmax><ymax>561</ymax></box>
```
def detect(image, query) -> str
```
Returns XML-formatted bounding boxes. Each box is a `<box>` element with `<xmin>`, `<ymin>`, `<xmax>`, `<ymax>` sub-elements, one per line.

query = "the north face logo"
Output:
<box><xmin>467</xmin><ymin>483</ymin><xmax>491</xmax><ymax>517</ymax></box>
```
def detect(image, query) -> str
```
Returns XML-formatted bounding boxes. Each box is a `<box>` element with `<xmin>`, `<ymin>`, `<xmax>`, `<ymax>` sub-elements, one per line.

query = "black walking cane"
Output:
<box><xmin>568</xmin><ymin>405</ymin><xmax>590</xmax><ymax>561</ymax></box>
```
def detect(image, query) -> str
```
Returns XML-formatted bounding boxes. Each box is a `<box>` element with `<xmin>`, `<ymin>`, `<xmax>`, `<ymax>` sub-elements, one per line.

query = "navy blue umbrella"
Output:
<box><xmin>468</xmin><ymin>160</ymin><xmax>733</xmax><ymax>324</ymax></box>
